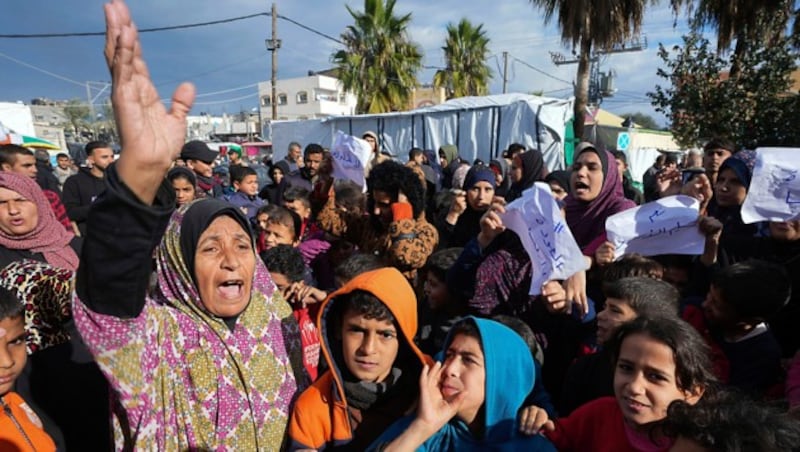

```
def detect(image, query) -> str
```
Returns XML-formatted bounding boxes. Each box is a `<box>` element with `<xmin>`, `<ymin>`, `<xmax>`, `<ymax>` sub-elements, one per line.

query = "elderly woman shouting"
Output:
<box><xmin>72</xmin><ymin>1</ymin><xmax>302</xmax><ymax>450</ymax></box>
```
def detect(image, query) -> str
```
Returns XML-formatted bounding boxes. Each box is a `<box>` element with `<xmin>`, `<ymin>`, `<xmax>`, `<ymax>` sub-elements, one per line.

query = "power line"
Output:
<box><xmin>0</xmin><ymin>51</ymin><xmax>85</xmax><ymax>86</ymax></box>
<box><xmin>509</xmin><ymin>55</ymin><xmax>572</xmax><ymax>86</ymax></box>
<box><xmin>192</xmin><ymin>92</ymin><xmax>259</xmax><ymax>106</ymax></box>
<box><xmin>194</xmin><ymin>83</ymin><xmax>260</xmax><ymax>98</ymax></box>
<box><xmin>277</xmin><ymin>14</ymin><xmax>342</xmax><ymax>45</ymax></box>
<box><xmin>0</xmin><ymin>12</ymin><xmax>270</xmax><ymax>38</ymax></box>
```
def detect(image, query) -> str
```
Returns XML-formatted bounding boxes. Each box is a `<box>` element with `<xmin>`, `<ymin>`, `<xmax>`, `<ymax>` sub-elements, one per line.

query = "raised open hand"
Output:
<box><xmin>104</xmin><ymin>0</ymin><xmax>195</xmax><ymax>203</ymax></box>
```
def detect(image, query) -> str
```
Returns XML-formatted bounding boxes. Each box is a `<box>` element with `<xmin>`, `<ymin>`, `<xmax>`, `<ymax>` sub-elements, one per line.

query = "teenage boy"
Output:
<box><xmin>288</xmin><ymin>267</ymin><xmax>432</xmax><ymax>451</ymax></box>
<box><xmin>0</xmin><ymin>287</ymin><xmax>57</xmax><ymax>451</ymax></box>
<box><xmin>683</xmin><ymin>259</ymin><xmax>791</xmax><ymax>396</ymax></box>
<box><xmin>262</xmin><ymin>207</ymin><xmax>302</xmax><ymax>250</ymax></box>
<box><xmin>370</xmin><ymin>317</ymin><xmax>555</xmax><ymax>451</ymax></box>
<box><xmin>560</xmin><ymin>277</ymin><xmax>680</xmax><ymax>415</ymax></box>
<box><xmin>225</xmin><ymin>166</ymin><xmax>263</xmax><ymax>221</ymax></box>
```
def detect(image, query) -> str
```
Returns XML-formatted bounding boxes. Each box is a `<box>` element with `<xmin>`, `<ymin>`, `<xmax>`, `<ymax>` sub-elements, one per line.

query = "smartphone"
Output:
<box><xmin>681</xmin><ymin>167</ymin><xmax>705</xmax><ymax>185</ymax></box>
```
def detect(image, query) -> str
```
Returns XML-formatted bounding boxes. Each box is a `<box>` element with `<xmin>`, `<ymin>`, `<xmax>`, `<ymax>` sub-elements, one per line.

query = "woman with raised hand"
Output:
<box><xmin>72</xmin><ymin>1</ymin><xmax>302</xmax><ymax>449</ymax></box>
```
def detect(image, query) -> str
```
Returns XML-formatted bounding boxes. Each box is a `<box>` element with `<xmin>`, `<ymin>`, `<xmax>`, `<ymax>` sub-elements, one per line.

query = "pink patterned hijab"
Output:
<box><xmin>0</xmin><ymin>171</ymin><xmax>78</xmax><ymax>270</ymax></box>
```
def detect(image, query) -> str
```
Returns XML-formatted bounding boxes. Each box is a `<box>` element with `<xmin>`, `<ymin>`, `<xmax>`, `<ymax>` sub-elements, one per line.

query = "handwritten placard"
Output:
<box><xmin>741</xmin><ymin>148</ymin><xmax>800</xmax><ymax>224</ymax></box>
<box><xmin>606</xmin><ymin>195</ymin><xmax>704</xmax><ymax>259</ymax></box>
<box><xmin>331</xmin><ymin>131</ymin><xmax>372</xmax><ymax>188</ymax></box>
<box><xmin>500</xmin><ymin>182</ymin><xmax>588</xmax><ymax>296</ymax></box>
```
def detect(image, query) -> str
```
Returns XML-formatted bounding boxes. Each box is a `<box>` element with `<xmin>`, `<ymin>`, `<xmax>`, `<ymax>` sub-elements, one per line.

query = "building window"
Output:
<box><xmin>278</xmin><ymin>93</ymin><xmax>288</xmax><ymax>105</ymax></box>
<box><xmin>261</xmin><ymin>95</ymin><xmax>271</xmax><ymax>107</ymax></box>
<box><xmin>296</xmin><ymin>91</ymin><xmax>308</xmax><ymax>104</ymax></box>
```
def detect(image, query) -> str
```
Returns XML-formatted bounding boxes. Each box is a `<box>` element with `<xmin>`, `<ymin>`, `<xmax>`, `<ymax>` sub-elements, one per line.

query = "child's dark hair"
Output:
<box><xmin>408</xmin><ymin>148</ymin><xmax>423</xmax><ymax>161</ymax></box>
<box><xmin>423</xmin><ymin>247</ymin><xmax>462</xmax><ymax>282</ymax></box>
<box><xmin>603</xmin><ymin>277</ymin><xmax>680</xmax><ymax>318</ymax></box>
<box><xmin>231</xmin><ymin>165</ymin><xmax>257</xmax><ymax>185</ymax></box>
<box><xmin>167</xmin><ymin>166</ymin><xmax>197</xmax><ymax>187</ymax></box>
<box><xmin>711</xmin><ymin>259</ymin><xmax>791</xmax><ymax>321</ymax></box>
<box><xmin>266</xmin><ymin>206</ymin><xmax>302</xmax><ymax>241</ymax></box>
<box><xmin>602</xmin><ymin>253</ymin><xmax>663</xmax><ymax>282</ymax></box>
<box><xmin>261</xmin><ymin>245</ymin><xmax>305</xmax><ymax>283</ymax></box>
<box><xmin>336</xmin><ymin>290</ymin><xmax>395</xmax><ymax>324</ymax></box>
<box><xmin>608</xmin><ymin>316</ymin><xmax>717</xmax><ymax>394</ymax></box>
<box><xmin>334</xmin><ymin>253</ymin><xmax>386</xmax><ymax>285</ymax></box>
<box><xmin>367</xmin><ymin>161</ymin><xmax>426</xmax><ymax>219</ymax></box>
<box><xmin>283</xmin><ymin>186</ymin><xmax>311</xmax><ymax>209</ymax></box>
<box><xmin>493</xmin><ymin>314</ymin><xmax>542</xmax><ymax>365</ymax></box>
<box><xmin>703</xmin><ymin>137</ymin><xmax>736</xmax><ymax>154</ymax></box>
<box><xmin>663</xmin><ymin>390</ymin><xmax>800</xmax><ymax>451</ymax></box>
<box><xmin>0</xmin><ymin>286</ymin><xmax>23</xmax><ymax>320</ymax></box>
<box><xmin>256</xmin><ymin>203</ymin><xmax>280</xmax><ymax>218</ymax></box>
<box><xmin>448</xmin><ymin>318</ymin><xmax>483</xmax><ymax>351</ymax></box>
<box><xmin>333</xmin><ymin>180</ymin><xmax>365</xmax><ymax>213</ymax></box>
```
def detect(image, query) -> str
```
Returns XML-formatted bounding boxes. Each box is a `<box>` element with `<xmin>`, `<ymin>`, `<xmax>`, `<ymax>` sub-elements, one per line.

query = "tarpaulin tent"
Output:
<box><xmin>270</xmin><ymin>93</ymin><xmax>574</xmax><ymax>171</ymax></box>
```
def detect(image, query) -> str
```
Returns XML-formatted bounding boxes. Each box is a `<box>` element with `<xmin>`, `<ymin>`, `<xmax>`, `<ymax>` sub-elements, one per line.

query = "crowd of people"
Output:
<box><xmin>2</xmin><ymin>1</ymin><xmax>800</xmax><ymax>450</ymax></box>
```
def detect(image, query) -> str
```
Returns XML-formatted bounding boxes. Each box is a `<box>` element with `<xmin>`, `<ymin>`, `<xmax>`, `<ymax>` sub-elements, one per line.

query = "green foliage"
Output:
<box><xmin>649</xmin><ymin>32</ymin><xmax>800</xmax><ymax>148</ymax></box>
<box><xmin>433</xmin><ymin>19</ymin><xmax>492</xmax><ymax>99</ymax></box>
<box><xmin>63</xmin><ymin>98</ymin><xmax>90</xmax><ymax>133</ymax></box>
<box><xmin>333</xmin><ymin>0</ymin><xmax>423</xmax><ymax>113</ymax></box>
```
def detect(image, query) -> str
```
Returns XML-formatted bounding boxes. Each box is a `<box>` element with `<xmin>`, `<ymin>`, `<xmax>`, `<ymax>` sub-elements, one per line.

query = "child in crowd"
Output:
<box><xmin>663</xmin><ymin>389</ymin><xmax>800</xmax><ymax>450</ymax></box>
<box><xmin>0</xmin><ymin>287</ymin><xmax>57</xmax><ymax>451</ymax></box>
<box><xmin>225</xmin><ymin>166</ymin><xmax>264</xmax><ymax>221</ymax></box>
<box><xmin>262</xmin><ymin>245</ymin><xmax>325</xmax><ymax>382</ymax></box>
<box><xmin>369</xmin><ymin>317</ymin><xmax>556</xmax><ymax>451</ymax></box>
<box><xmin>682</xmin><ymin>259</ymin><xmax>790</xmax><ymax>396</ymax></box>
<box><xmin>546</xmin><ymin>316</ymin><xmax>716</xmax><ymax>451</ymax></box>
<box><xmin>262</xmin><ymin>206</ymin><xmax>302</xmax><ymax>251</ymax></box>
<box><xmin>167</xmin><ymin>166</ymin><xmax>197</xmax><ymax>207</ymax></box>
<box><xmin>417</xmin><ymin>248</ymin><xmax>464</xmax><ymax>356</ymax></box>
<box><xmin>287</xmin><ymin>267</ymin><xmax>432</xmax><ymax>451</ymax></box>
<box><xmin>333</xmin><ymin>253</ymin><xmax>386</xmax><ymax>288</ymax></box>
<box><xmin>283</xmin><ymin>186</ymin><xmax>314</xmax><ymax>238</ymax></box>
<box><xmin>561</xmin><ymin>277</ymin><xmax>680</xmax><ymax>415</ymax></box>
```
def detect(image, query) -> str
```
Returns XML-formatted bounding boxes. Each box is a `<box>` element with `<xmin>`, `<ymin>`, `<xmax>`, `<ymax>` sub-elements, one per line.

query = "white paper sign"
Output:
<box><xmin>741</xmin><ymin>148</ymin><xmax>800</xmax><ymax>224</ymax></box>
<box><xmin>331</xmin><ymin>131</ymin><xmax>372</xmax><ymax>188</ymax></box>
<box><xmin>606</xmin><ymin>195</ymin><xmax>704</xmax><ymax>258</ymax></box>
<box><xmin>500</xmin><ymin>182</ymin><xmax>588</xmax><ymax>296</ymax></box>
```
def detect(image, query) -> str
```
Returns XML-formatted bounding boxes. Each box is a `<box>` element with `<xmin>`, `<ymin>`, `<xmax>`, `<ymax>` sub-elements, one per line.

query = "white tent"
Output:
<box><xmin>270</xmin><ymin>93</ymin><xmax>574</xmax><ymax>171</ymax></box>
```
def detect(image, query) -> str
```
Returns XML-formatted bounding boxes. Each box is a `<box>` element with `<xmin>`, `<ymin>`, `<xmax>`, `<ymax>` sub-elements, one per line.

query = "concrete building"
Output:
<box><xmin>257</xmin><ymin>74</ymin><xmax>357</xmax><ymax>121</ymax></box>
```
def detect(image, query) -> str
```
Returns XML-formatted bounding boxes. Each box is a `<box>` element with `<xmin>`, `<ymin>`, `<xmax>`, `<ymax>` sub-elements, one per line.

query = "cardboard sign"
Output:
<box><xmin>741</xmin><ymin>148</ymin><xmax>800</xmax><ymax>223</ymax></box>
<box><xmin>330</xmin><ymin>131</ymin><xmax>372</xmax><ymax>188</ymax></box>
<box><xmin>501</xmin><ymin>183</ymin><xmax>588</xmax><ymax>296</ymax></box>
<box><xmin>606</xmin><ymin>195</ymin><xmax>704</xmax><ymax>258</ymax></box>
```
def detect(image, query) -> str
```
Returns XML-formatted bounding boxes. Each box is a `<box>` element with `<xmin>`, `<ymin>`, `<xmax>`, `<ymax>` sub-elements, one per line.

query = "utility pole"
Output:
<box><xmin>502</xmin><ymin>51</ymin><xmax>508</xmax><ymax>94</ymax></box>
<box><xmin>266</xmin><ymin>3</ymin><xmax>281</xmax><ymax>121</ymax></box>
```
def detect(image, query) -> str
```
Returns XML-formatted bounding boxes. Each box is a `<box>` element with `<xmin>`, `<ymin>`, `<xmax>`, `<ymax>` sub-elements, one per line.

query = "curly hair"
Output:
<box><xmin>260</xmin><ymin>245</ymin><xmax>305</xmax><ymax>283</ymax></box>
<box><xmin>335</xmin><ymin>289</ymin><xmax>396</xmax><ymax>323</ymax></box>
<box><xmin>367</xmin><ymin>160</ymin><xmax>425</xmax><ymax>218</ymax></box>
<box><xmin>0</xmin><ymin>286</ymin><xmax>23</xmax><ymax>320</ymax></box>
<box><xmin>663</xmin><ymin>390</ymin><xmax>800</xmax><ymax>451</ymax></box>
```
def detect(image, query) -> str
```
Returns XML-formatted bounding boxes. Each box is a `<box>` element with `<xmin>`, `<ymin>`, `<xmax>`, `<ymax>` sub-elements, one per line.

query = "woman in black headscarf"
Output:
<box><xmin>505</xmin><ymin>149</ymin><xmax>547</xmax><ymax>202</ymax></box>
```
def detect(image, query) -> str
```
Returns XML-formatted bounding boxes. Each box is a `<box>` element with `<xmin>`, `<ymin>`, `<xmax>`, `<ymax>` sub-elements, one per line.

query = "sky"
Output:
<box><xmin>0</xmin><ymin>0</ymin><xmax>694</xmax><ymax>126</ymax></box>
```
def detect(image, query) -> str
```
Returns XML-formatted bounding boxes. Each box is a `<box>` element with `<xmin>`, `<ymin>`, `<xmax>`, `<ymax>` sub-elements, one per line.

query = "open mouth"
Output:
<box><xmin>218</xmin><ymin>280</ymin><xmax>244</xmax><ymax>299</ymax></box>
<box><xmin>440</xmin><ymin>383</ymin><xmax>461</xmax><ymax>397</ymax></box>
<box><xmin>573</xmin><ymin>181</ymin><xmax>590</xmax><ymax>192</ymax></box>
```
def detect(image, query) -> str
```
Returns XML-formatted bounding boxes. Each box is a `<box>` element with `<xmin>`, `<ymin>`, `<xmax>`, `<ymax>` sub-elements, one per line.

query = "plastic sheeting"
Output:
<box><xmin>270</xmin><ymin>93</ymin><xmax>574</xmax><ymax>171</ymax></box>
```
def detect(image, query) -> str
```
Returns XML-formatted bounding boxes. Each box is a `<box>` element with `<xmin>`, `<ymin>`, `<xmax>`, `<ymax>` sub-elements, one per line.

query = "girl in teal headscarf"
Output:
<box><xmin>369</xmin><ymin>316</ymin><xmax>555</xmax><ymax>451</ymax></box>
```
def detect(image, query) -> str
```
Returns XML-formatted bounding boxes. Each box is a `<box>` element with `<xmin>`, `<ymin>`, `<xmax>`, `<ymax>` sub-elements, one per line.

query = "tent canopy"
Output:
<box><xmin>270</xmin><ymin>93</ymin><xmax>574</xmax><ymax>171</ymax></box>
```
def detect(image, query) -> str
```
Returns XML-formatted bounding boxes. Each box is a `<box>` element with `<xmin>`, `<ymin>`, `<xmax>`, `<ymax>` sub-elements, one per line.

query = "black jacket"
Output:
<box><xmin>62</xmin><ymin>167</ymin><xmax>107</xmax><ymax>236</ymax></box>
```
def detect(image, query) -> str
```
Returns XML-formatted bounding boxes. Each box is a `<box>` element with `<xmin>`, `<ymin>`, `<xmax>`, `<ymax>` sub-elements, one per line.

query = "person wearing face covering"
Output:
<box><xmin>436</xmin><ymin>165</ymin><xmax>496</xmax><ymax>249</ymax></box>
<box><xmin>72</xmin><ymin>2</ymin><xmax>303</xmax><ymax>449</ymax></box>
<box><xmin>564</xmin><ymin>142</ymin><xmax>636</xmax><ymax>257</ymax></box>
<box><xmin>505</xmin><ymin>149</ymin><xmax>547</xmax><ymax>203</ymax></box>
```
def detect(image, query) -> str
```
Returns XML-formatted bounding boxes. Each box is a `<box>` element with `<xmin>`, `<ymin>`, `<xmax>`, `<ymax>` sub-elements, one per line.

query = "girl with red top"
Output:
<box><xmin>546</xmin><ymin>316</ymin><xmax>717</xmax><ymax>452</ymax></box>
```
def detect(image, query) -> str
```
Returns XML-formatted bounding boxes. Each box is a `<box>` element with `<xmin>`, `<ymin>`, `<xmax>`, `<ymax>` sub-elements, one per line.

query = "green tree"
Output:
<box><xmin>649</xmin><ymin>32</ymin><xmax>799</xmax><ymax>148</ymax></box>
<box><xmin>333</xmin><ymin>0</ymin><xmax>423</xmax><ymax>113</ymax></box>
<box><xmin>433</xmin><ymin>19</ymin><xmax>492</xmax><ymax>99</ymax></box>
<box><xmin>620</xmin><ymin>111</ymin><xmax>660</xmax><ymax>129</ymax></box>
<box><xmin>63</xmin><ymin>98</ymin><xmax>90</xmax><ymax>137</ymax></box>
<box><xmin>528</xmin><ymin>0</ymin><xmax>651</xmax><ymax>139</ymax></box>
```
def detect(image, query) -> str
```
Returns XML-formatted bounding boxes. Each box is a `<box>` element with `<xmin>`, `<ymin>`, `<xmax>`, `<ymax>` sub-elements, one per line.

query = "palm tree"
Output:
<box><xmin>528</xmin><ymin>0</ymin><xmax>651</xmax><ymax>139</ymax></box>
<box><xmin>333</xmin><ymin>0</ymin><xmax>423</xmax><ymax>113</ymax></box>
<box><xmin>669</xmin><ymin>0</ymin><xmax>793</xmax><ymax>77</ymax></box>
<box><xmin>433</xmin><ymin>19</ymin><xmax>493</xmax><ymax>99</ymax></box>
